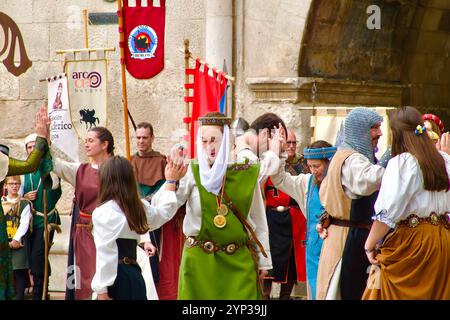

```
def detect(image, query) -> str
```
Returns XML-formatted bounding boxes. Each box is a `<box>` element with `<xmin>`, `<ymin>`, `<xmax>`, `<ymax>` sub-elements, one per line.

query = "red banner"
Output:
<box><xmin>189</xmin><ymin>59</ymin><xmax>228</xmax><ymax>157</ymax></box>
<box><xmin>122</xmin><ymin>0</ymin><xmax>165</xmax><ymax>79</ymax></box>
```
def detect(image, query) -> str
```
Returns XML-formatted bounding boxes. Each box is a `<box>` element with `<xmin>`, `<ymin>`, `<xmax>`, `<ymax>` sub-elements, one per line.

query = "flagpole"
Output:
<box><xmin>118</xmin><ymin>0</ymin><xmax>131</xmax><ymax>160</ymax></box>
<box><xmin>184</xmin><ymin>39</ymin><xmax>190</xmax><ymax>133</ymax></box>
<box><xmin>83</xmin><ymin>9</ymin><xmax>89</xmax><ymax>49</ymax></box>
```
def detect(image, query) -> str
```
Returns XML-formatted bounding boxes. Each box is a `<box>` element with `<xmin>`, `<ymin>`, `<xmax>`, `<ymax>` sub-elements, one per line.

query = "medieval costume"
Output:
<box><xmin>262</xmin><ymin>155</ymin><xmax>307</xmax><ymax>300</ymax></box>
<box><xmin>23</xmin><ymin>133</ymin><xmax>62</xmax><ymax>300</ymax></box>
<box><xmin>1</xmin><ymin>195</ymin><xmax>32</xmax><ymax>300</ymax></box>
<box><xmin>52</xmin><ymin>158</ymin><xmax>98</xmax><ymax>300</ymax></box>
<box><xmin>53</xmin><ymin>152</ymin><xmax>158</xmax><ymax>300</ymax></box>
<box><xmin>91</xmin><ymin>194</ymin><xmax>178</xmax><ymax>300</ymax></box>
<box><xmin>363</xmin><ymin>151</ymin><xmax>450</xmax><ymax>299</ymax></box>
<box><xmin>152</xmin><ymin>115</ymin><xmax>278</xmax><ymax>300</ymax></box>
<box><xmin>0</xmin><ymin>137</ymin><xmax>48</xmax><ymax>300</ymax></box>
<box><xmin>270</xmin><ymin>146</ymin><xmax>337</xmax><ymax>299</ymax></box>
<box><xmin>317</xmin><ymin>108</ymin><xmax>385</xmax><ymax>300</ymax></box>
<box><xmin>130</xmin><ymin>150</ymin><xmax>184</xmax><ymax>300</ymax></box>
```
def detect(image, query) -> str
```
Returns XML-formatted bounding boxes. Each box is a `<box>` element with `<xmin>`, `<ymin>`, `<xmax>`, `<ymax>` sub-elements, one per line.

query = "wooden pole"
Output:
<box><xmin>184</xmin><ymin>39</ymin><xmax>190</xmax><ymax>133</ymax></box>
<box><xmin>42</xmin><ymin>189</ymin><xmax>49</xmax><ymax>300</ymax></box>
<box><xmin>83</xmin><ymin>9</ymin><xmax>89</xmax><ymax>49</ymax></box>
<box><xmin>118</xmin><ymin>0</ymin><xmax>131</xmax><ymax>160</ymax></box>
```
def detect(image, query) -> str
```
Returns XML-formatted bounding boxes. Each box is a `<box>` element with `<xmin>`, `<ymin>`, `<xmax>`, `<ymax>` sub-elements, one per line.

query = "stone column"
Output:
<box><xmin>205</xmin><ymin>0</ymin><xmax>233</xmax><ymax>70</ymax></box>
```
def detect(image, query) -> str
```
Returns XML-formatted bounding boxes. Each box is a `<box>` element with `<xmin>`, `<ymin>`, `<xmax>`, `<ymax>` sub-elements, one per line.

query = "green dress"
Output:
<box><xmin>0</xmin><ymin>136</ymin><xmax>48</xmax><ymax>300</ymax></box>
<box><xmin>178</xmin><ymin>162</ymin><xmax>261</xmax><ymax>300</ymax></box>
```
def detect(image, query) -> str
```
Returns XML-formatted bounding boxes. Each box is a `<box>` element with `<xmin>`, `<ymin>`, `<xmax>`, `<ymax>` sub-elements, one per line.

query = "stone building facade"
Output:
<box><xmin>1</xmin><ymin>0</ymin><xmax>449</xmax><ymax>292</ymax></box>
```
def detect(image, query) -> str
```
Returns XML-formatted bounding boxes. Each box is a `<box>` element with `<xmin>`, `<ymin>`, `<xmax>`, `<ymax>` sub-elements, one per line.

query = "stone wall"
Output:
<box><xmin>0</xmin><ymin>0</ymin><xmax>206</xmax><ymax>214</ymax></box>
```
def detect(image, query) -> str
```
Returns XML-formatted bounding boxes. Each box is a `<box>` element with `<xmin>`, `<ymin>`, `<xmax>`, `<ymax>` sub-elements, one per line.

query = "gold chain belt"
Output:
<box><xmin>185</xmin><ymin>236</ymin><xmax>248</xmax><ymax>255</ymax></box>
<box><xmin>397</xmin><ymin>212</ymin><xmax>450</xmax><ymax>229</ymax></box>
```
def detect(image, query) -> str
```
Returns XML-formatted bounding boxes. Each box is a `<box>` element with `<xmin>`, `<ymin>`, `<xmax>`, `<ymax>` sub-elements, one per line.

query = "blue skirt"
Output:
<box><xmin>107</xmin><ymin>264</ymin><xmax>147</xmax><ymax>300</ymax></box>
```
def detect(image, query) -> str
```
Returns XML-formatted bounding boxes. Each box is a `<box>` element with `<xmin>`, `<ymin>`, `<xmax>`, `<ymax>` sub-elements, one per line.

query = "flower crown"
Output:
<box><xmin>414</xmin><ymin>125</ymin><xmax>427</xmax><ymax>135</ymax></box>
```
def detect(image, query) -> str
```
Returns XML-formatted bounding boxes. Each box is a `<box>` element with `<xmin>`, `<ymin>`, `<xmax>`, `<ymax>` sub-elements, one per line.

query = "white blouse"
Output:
<box><xmin>91</xmin><ymin>191</ymin><xmax>178</xmax><ymax>295</ymax></box>
<box><xmin>269</xmin><ymin>160</ymin><xmax>311</xmax><ymax>217</ymax></box>
<box><xmin>374</xmin><ymin>151</ymin><xmax>450</xmax><ymax>228</ymax></box>
<box><xmin>341</xmin><ymin>152</ymin><xmax>385</xmax><ymax>199</ymax></box>
<box><xmin>152</xmin><ymin>161</ymin><xmax>274</xmax><ymax>270</ymax></box>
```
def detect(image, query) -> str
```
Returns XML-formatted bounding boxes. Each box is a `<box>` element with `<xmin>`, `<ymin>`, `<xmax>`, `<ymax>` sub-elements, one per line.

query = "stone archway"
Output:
<box><xmin>299</xmin><ymin>0</ymin><xmax>450</xmax><ymax>126</ymax></box>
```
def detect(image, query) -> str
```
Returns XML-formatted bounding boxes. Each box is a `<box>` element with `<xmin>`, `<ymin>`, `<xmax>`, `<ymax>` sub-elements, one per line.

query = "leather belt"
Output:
<box><xmin>185</xmin><ymin>236</ymin><xmax>248</xmax><ymax>255</ymax></box>
<box><xmin>329</xmin><ymin>216</ymin><xmax>371</xmax><ymax>230</ymax></box>
<box><xmin>118</xmin><ymin>257</ymin><xmax>138</xmax><ymax>266</ymax></box>
<box><xmin>397</xmin><ymin>212</ymin><xmax>450</xmax><ymax>229</ymax></box>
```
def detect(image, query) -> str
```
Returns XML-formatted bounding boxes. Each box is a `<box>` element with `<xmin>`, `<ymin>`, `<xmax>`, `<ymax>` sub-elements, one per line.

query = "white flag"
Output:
<box><xmin>65</xmin><ymin>59</ymin><xmax>108</xmax><ymax>139</ymax></box>
<box><xmin>47</xmin><ymin>74</ymin><xmax>79</xmax><ymax>162</ymax></box>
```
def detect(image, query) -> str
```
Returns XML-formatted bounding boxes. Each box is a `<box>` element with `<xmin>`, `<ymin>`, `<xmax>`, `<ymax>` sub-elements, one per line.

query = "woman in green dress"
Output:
<box><xmin>0</xmin><ymin>106</ymin><xmax>50</xmax><ymax>300</ymax></box>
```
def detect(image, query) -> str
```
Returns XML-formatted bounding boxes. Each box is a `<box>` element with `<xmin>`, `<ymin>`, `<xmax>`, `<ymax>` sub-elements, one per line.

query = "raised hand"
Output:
<box><xmin>34</xmin><ymin>105</ymin><xmax>50</xmax><ymax>139</ymax></box>
<box><xmin>268</xmin><ymin>123</ymin><xmax>285</xmax><ymax>157</ymax></box>
<box><xmin>168</xmin><ymin>144</ymin><xmax>187</xmax><ymax>167</ymax></box>
<box><xmin>165</xmin><ymin>158</ymin><xmax>188</xmax><ymax>182</ymax></box>
<box><xmin>437</xmin><ymin>132</ymin><xmax>450</xmax><ymax>155</ymax></box>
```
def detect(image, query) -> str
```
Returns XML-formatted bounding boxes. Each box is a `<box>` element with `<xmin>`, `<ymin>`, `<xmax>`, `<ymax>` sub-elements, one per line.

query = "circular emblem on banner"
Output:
<box><xmin>128</xmin><ymin>25</ymin><xmax>158</xmax><ymax>60</ymax></box>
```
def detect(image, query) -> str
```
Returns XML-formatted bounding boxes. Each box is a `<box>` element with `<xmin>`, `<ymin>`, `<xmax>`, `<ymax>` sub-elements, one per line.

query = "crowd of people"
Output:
<box><xmin>0</xmin><ymin>105</ymin><xmax>449</xmax><ymax>300</ymax></box>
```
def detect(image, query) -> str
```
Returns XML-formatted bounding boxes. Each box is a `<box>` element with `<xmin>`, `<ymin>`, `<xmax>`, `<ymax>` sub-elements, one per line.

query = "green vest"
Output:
<box><xmin>3</xmin><ymin>199</ymin><xmax>31</xmax><ymax>270</ymax></box>
<box><xmin>178</xmin><ymin>161</ymin><xmax>262</xmax><ymax>300</ymax></box>
<box><xmin>23</xmin><ymin>172</ymin><xmax>61</xmax><ymax>229</ymax></box>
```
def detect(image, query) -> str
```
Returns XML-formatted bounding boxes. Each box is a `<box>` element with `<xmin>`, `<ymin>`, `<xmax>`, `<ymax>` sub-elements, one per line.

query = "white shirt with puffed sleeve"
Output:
<box><xmin>373</xmin><ymin>151</ymin><xmax>450</xmax><ymax>228</ymax></box>
<box><xmin>91</xmin><ymin>190</ymin><xmax>178</xmax><ymax>295</ymax></box>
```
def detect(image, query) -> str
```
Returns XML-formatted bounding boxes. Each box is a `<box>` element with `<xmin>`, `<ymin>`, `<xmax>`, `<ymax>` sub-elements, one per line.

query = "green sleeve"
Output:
<box><xmin>7</xmin><ymin>136</ymin><xmax>48</xmax><ymax>176</ymax></box>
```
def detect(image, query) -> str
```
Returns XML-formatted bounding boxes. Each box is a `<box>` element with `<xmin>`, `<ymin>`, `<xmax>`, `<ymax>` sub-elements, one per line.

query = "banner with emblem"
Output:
<box><xmin>122</xmin><ymin>0</ymin><xmax>166</xmax><ymax>79</ymax></box>
<box><xmin>65</xmin><ymin>57</ymin><xmax>108</xmax><ymax>140</ymax></box>
<box><xmin>47</xmin><ymin>74</ymin><xmax>79</xmax><ymax>162</ymax></box>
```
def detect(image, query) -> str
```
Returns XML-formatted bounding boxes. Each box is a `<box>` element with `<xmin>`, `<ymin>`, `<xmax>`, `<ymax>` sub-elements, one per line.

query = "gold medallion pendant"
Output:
<box><xmin>213</xmin><ymin>214</ymin><xmax>227</xmax><ymax>228</ymax></box>
<box><xmin>216</xmin><ymin>204</ymin><xmax>228</xmax><ymax>216</ymax></box>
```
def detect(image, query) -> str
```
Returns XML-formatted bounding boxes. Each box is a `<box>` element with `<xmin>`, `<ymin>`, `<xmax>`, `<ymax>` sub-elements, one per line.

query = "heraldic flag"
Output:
<box><xmin>189</xmin><ymin>59</ymin><xmax>228</xmax><ymax>157</ymax></box>
<box><xmin>122</xmin><ymin>0</ymin><xmax>166</xmax><ymax>79</ymax></box>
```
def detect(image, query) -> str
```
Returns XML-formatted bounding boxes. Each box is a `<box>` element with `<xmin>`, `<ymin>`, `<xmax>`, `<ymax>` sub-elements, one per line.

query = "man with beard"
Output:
<box><xmin>316</xmin><ymin>107</ymin><xmax>385</xmax><ymax>300</ymax></box>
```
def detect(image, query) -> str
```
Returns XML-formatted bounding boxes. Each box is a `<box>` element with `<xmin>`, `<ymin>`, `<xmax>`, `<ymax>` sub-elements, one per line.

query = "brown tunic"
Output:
<box><xmin>130</xmin><ymin>151</ymin><xmax>166</xmax><ymax>186</ymax></box>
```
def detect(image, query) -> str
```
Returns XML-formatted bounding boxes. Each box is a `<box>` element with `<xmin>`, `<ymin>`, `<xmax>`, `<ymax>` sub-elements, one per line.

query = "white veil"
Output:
<box><xmin>196</xmin><ymin>124</ymin><xmax>230</xmax><ymax>195</ymax></box>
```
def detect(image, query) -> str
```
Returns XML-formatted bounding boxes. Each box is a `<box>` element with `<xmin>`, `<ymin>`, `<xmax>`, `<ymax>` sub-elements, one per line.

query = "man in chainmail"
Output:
<box><xmin>315</xmin><ymin>107</ymin><xmax>386</xmax><ymax>300</ymax></box>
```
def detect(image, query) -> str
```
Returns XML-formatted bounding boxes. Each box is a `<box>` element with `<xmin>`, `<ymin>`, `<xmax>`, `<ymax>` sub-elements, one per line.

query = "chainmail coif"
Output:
<box><xmin>341</xmin><ymin>107</ymin><xmax>383</xmax><ymax>164</ymax></box>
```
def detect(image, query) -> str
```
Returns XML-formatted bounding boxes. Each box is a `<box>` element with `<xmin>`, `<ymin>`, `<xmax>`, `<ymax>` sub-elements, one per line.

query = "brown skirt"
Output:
<box><xmin>363</xmin><ymin>223</ymin><xmax>450</xmax><ymax>300</ymax></box>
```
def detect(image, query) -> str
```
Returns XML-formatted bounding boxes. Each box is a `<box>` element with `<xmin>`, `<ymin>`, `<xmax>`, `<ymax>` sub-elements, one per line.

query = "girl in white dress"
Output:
<box><xmin>91</xmin><ymin>156</ymin><xmax>186</xmax><ymax>300</ymax></box>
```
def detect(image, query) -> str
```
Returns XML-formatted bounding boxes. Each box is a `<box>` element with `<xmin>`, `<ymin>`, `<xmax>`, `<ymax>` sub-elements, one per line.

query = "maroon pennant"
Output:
<box><xmin>122</xmin><ymin>0</ymin><xmax>165</xmax><ymax>79</ymax></box>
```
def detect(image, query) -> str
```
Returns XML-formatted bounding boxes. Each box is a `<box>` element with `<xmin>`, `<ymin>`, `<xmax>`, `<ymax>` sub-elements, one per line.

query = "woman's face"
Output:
<box><xmin>201</xmin><ymin>126</ymin><xmax>223</xmax><ymax>164</ymax></box>
<box><xmin>307</xmin><ymin>159</ymin><xmax>328</xmax><ymax>184</ymax></box>
<box><xmin>85</xmin><ymin>131</ymin><xmax>108</xmax><ymax>158</ymax></box>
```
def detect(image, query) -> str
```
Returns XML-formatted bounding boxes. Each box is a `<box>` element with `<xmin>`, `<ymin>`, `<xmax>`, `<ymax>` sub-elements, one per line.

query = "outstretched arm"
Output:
<box><xmin>8</xmin><ymin>106</ymin><xmax>50</xmax><ymax>176</ymax></box>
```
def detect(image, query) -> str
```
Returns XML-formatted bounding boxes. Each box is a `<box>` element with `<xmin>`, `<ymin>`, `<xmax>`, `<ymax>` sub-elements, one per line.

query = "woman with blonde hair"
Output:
<box><xmin>363</xmin><ymin>106</ymin><xmax>450</xmax><ymax>299</ymax></box>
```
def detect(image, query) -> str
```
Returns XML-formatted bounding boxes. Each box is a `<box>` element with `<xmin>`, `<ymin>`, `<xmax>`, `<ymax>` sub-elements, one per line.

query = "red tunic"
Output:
<box><xmin>72</xmin><ymin>163</ymin><xmax>98</xmax><ymax>300</ymax></box>
<box><xmin>265</xmin><ymin>177</ymin><xmax>307</xmax><ymax>282</ymax></box>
